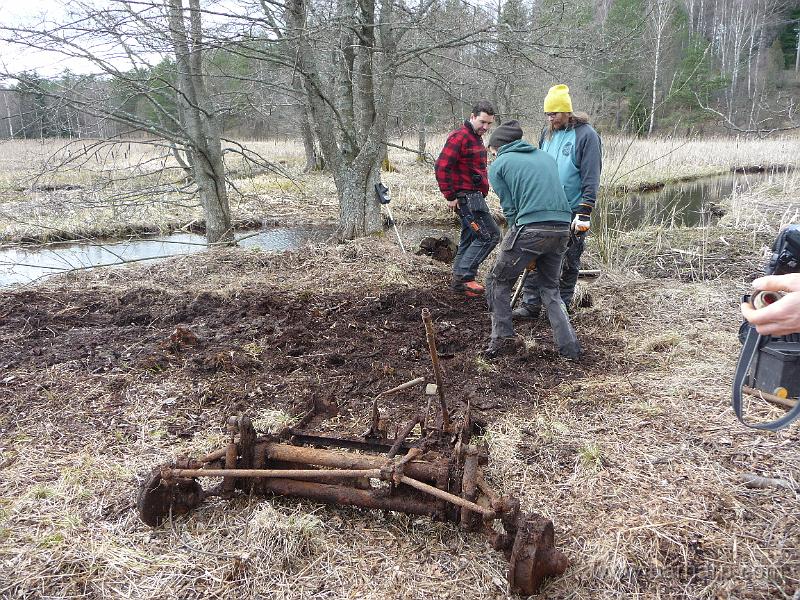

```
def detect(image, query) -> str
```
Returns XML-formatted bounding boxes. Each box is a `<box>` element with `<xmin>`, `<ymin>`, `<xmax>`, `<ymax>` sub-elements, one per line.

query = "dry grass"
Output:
<box><xmin>1</xmin><ymin>236</ymin><xmax>799</xmax><ymax>599</ymax></box>
<box><xmin>589</xmin><ymin>160</ymin><xmax>800</xmax><ymax>278</ymax></box>
<box><xmin>600</xmin><ymin>135</ymin><xmax>800</xmax><ymax>188</ymax></box>
<box><xmin>3</xmin><ymin>134</ymin><xmax>800</xmax><ymax>244</ymax></box>
<box><xmin>485</xmin><ymin>275</ymin><xmax>800</xmax><ymax>597</ymax></box>
<box><xmin>426</xmin><ymin>131</ymin><xmax>800</xmax><ymax>188</ymax></box>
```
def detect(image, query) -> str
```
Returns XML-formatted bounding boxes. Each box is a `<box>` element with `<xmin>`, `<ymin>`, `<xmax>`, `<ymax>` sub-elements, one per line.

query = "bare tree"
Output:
<box><xmin>263</xmin><ymin>0</ymin><xmax>503</xmax><ymax>239</ymax></box>
<box><xmin>647</xmin><ymin>0</ymin><xmax>677</xmax><ymax>135</ymax></box>
<box><xmin>0</xmin><ymin>0</ymin><xmax>238</xmax><ymax>244</ymax></box>
<box><xmin>166</xmin><ymin>0</ymin><xmax>232</xmax><ymax>244</ymax></box>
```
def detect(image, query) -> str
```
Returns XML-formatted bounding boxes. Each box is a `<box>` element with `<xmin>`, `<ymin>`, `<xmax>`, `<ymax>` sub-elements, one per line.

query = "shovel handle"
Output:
<box><xmin>510</xmin><ymin>266</ymin><xmax>533</xmax><ymax>309</ymax></box>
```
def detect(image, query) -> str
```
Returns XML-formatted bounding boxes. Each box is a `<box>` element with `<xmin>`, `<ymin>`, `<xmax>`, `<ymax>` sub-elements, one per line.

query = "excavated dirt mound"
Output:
<box><xmin>0</xmin><ymin>270</ymin><xmax>631</xmax><ymax>441</ymax></box>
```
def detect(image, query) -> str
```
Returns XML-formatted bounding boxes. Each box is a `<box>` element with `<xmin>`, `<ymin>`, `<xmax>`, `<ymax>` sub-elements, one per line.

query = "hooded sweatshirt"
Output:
<box><xmin>488</xmin><ymin>139</ymin><xmax>572</xmax><ymax>227</ymax></box>
<box><xmin>538</xmin><ymin>117</ymin><xmax>601</xmax><ymax>215</ymax></box>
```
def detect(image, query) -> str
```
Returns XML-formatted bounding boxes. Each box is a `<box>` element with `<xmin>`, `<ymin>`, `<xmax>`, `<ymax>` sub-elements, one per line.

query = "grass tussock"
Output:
<box><xmin>481</xmin><ymin>276</ymin><xmax>799</xmax><ymax>597</ymax></box>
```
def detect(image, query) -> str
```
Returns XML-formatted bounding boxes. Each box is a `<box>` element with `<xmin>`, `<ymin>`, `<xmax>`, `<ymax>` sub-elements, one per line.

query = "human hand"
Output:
<box><xmin>740</xmin><ymin>273</ymin><xmax>800</xmax><ymax>336</ymax></box>
<box><xmin>447</xmin><ymin>199</ymin><xmax>459</xmax><ymax>210</ymax></box>
<box><xmin>571</xmin><ymin>214</ymin><xmax>590</xmax><ymax>233</ymax></box>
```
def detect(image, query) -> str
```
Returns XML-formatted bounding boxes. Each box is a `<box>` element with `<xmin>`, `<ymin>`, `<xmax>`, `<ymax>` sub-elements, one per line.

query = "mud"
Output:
<box><xmin>0</xmin><ymin>272</ymin><xmax>632</xmax><ymax>442</ymax></box>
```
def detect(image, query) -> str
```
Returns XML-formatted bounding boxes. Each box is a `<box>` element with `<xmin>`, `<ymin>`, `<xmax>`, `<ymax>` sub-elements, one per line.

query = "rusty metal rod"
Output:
<box><xmin>399</xmin><ymin>475</ymin><xmax>495</xmax><ymax>518</ymax></box>
<box><xmin>460</xmin><ymin>451</ymin><xmax>480</xmax><ymax>527</ymax></box>
<box><xmin>421</xmin><ymin>308</ymin><xmax>449</xmax><ymax>431</ymax></box>
<box><xmin>262</xmin><ymin>442</ymin><xmax>447</xmax><ymax>482</ymax></box>
<box><xmin>742</xmin><ymin>385</ymin><xmax>798</xmax><ymax>409</ymax></box>
<box><xmin>477</xmin><ymin>475</ymin><xmax>500</xmax><ymax>503</ymax></box>
<box><xmin>260</xmin><ymin>478</ymin><xmax>439</xmax><ymax>517</ymax></box>
<box><xmin>387</xmin><ymin>415</ymin><xmax>422</xmax><ymax>458</ymax></box>
<box><xmin>379</xmin><ymin>377</ymin><xmax>426</xmax><ymax>396</ymax></box>
<box><xmin>198</xmin><ymin>447</ymin><xmax>228</xmax><ymax>464</ymax></box>
<box><xmin>169</xmin><ymin>468</ymin><xmax>381</xmax><ymax>480</ymax></box>
<box><xmin>222</xmin><ymin>430</ymin><xmax>237</xmax><ymax>494</ymax></box>
<box><xmin>172</xmin><ymin>467</ymin><xmax>492</xmax><ymax>517</ymax></box>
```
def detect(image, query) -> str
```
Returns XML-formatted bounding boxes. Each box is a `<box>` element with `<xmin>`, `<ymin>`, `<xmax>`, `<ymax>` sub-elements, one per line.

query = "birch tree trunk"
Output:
<box><xmin>3</xmin><ymin>92</ymin><xmax>14</xmax><ymax>138</ymax></box>
<box><xmin>795</xmin><ymin>21</ymin><xmax>800</xmax><ymax>71</ymax></box>
<box><xmin>648</xmin><ymin>0</ymin><xmax>674</xmax><ymax>136</ymax></box>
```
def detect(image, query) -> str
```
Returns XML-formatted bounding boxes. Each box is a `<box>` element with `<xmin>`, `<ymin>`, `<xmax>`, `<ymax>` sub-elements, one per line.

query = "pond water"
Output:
<box><xmin>599</xmin><ymin>169</ymin><xmax>781</xmax><ymax>230</ymax></box>
<box><xmin>0</xmin><ymin>169</ymin><xmax>785</xmax><ymax>287</ymax></box>
<box><xmin>0</xmin><ymin>227</ymin><xmax>335</xmax><ymax>287</ymax></box>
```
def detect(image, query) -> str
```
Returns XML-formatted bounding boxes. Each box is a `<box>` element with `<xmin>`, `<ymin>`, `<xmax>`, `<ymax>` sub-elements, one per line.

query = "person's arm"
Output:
<box><xmin>574</xmin><ymin>127</ymin><xmax>601</xmax><ymax>216</ymax></box>
<box><xmin>489</xmin><ymin>162</ymin><xmax>515</xmax><ymax>226</ymax></box>
<box><xmin>740</xmin><ymin>273</ymin><xmax>800</xmax><ymax>336</ymax></box>
<box><xmin>435</xmin><ymin>132</ymin><xmax>464</xmax><ymax>207</ymax></box>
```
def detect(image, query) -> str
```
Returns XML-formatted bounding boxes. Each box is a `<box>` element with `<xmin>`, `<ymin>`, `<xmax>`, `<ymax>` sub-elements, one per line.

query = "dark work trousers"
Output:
<box><xmin>521</xmin><ymin>229</ymin><xmax>587</xmax><ymax>308</ymax></box>
<box><xmin>485</xmin><ymin>224</ymin><xmax>580</xmax><ymax>354</ymax></box>
<box><xmin>452</xmin><ymin>211</ymin><xmax>501</xmax><ymax>282</ymax></box>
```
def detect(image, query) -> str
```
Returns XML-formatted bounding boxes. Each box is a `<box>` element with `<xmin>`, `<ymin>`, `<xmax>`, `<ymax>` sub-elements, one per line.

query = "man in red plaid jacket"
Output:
<box><xmin>435</xmin><ymin>100</ymin><xmax>501</xmax><ymax>297</ymax></box>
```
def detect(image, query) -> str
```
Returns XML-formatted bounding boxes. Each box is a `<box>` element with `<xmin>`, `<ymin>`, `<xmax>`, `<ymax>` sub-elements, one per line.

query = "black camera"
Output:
<box><xmin>733</xmin><ymin>224</ymin><xmax>800</xmax><ymax>430</ymax></box>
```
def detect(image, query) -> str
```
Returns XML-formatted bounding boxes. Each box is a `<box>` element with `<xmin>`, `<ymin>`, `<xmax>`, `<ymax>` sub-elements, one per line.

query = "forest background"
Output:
<box><xmin>3</xmin><ymin>0</ymin><xmax>800</xmax><ymax>243</ymax></box>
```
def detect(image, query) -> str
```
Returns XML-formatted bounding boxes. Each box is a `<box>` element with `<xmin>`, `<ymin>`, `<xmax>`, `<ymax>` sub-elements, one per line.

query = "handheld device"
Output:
<box><xmin>375</xmin><ymin>182</ymin><xmax>406</xmax><ymax>253</ymax></box>
<box><xmin>732</xmin><ymin>224</ymin><xmax>800</xmax><ymax>430</ymax></box>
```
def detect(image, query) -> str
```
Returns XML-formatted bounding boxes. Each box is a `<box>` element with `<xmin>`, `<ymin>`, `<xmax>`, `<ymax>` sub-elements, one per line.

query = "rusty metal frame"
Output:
<box><xmin>136</xmin><ymin>309</ymin><xmax>568</xmax><ymax>595</ymax></box>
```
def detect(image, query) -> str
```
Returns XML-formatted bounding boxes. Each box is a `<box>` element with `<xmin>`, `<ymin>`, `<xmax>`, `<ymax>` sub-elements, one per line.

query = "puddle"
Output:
<box><xmin>0</xmin><ymin>170</ymin><xmax>787</xmax><ymax>287</ymax></box>
<box><xmin>0</xmin><ymin>224</ymin><xmax>453</xmax><ymax>287</ymax></box>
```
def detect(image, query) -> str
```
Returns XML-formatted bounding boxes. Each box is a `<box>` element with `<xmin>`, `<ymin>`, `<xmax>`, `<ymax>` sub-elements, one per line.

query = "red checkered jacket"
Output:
<box><xmin>434</xmin><ymin>120</ymin><xmax>489</xmax><ymax>201</ymax></box>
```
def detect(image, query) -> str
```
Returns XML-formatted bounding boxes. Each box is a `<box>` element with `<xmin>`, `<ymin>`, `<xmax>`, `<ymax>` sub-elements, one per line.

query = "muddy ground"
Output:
<box><xmin>1</xmin><ymin>237</ymin><xmax>799</xmax><ymax>599</ymax></box>
<box><xmin>0</xmin><ymin>264</ymin><xmax>625</xmax><ymax>440</ymax></box>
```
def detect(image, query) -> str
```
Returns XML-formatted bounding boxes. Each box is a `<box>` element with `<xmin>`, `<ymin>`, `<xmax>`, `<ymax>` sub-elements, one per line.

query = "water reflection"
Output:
<box><xmin>600</xmin><ymin>170</ymin><xmax>777</xmax><ymax>230</ymax></box>
<box><xmin>0</xmin><ymin>170</ymin><xmax>787</xmax><ymax>287</ymax></box>
<box><xmin>0</xmin><ymin>227</ymin><xmax>334</xmax><ymax>287</ymax></box>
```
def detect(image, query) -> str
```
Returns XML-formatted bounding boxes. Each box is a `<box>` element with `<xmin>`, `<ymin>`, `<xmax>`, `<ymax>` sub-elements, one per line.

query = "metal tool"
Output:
<box><xmin>510</xmin><ymin>261</ymin><xmax>598</xmax><ymax>309</ymax></box>
<box><xmin>375</xmin><ymin>182</ymin><xmax>405</xmax><ymax>253</ymax></box>
<box><xmin>511</xmin><ymin>260</ymin><xmax>536</xmax><ymax>309</ymax></box>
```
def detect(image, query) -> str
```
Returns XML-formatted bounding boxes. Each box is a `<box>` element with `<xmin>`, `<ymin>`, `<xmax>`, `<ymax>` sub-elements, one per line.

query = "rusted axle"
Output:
<box><xmin>169</xmin><ymin>467</ymin><xmax>382</xmax><ymax>479</ymax></box>
<box><xmin>165</xmin><ymin>466</ymin><xmax>495</xmax><ymax>518</ymax></box>
<box><xmin>139</xmin><ymin>407</ymin><xmax>566</xmax><ymax>596</ymax></box>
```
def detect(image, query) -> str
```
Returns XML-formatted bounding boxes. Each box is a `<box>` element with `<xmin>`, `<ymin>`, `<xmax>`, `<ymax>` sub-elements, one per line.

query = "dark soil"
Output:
<box><xmin>0</xmin><ymin>269</ymin><xmax>633</xmax><ymax>442</ymax></box>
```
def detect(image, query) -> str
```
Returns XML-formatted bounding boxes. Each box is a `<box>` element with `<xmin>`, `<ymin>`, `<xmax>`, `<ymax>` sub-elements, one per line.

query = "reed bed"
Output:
<box><xmin>2</xmin><ymin>134</ymin><xmax>800</xmax><ymax>245</ymax></box>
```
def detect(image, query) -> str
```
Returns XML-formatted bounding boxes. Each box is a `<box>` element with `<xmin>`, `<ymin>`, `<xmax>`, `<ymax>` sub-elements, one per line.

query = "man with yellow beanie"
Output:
<box><xmin>513</xmin><ymin>84</ymin><xmax>602</xmax><ymax>319</ymax></box>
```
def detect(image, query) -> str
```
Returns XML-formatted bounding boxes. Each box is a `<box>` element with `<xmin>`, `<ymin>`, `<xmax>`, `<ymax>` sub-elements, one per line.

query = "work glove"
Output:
<box><xmin>571</xmin><ymin>214</ymin><xmax>590</xmax><ymax>233</ymax></box>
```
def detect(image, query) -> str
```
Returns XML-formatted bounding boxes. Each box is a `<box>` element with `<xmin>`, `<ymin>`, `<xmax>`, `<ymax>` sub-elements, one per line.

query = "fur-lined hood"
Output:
<box><xmin>570</xmin><ymin>111</ymin><xmax>591</xmax><ymax>126</ymax></box>
<box><xmin>543</xmin><ymin>111</ymin><xmax>592</xmax><ymax>139</ymax></box>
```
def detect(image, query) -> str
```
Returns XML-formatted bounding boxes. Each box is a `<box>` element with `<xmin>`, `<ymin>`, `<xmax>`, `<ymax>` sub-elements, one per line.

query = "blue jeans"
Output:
<box><xmin>522</xmin><ymin>229</ymin><xmax>587</xmax><ymax>307</ymax></box>
<box><xmin>485</xmin><ymin>224</ymin><xmax>579</xmax><ymax>354</ymax></box>
<box><xmin>452</xmin><ymin>211</ymin><xmax>501</xmax><ymax>281</ymax></box>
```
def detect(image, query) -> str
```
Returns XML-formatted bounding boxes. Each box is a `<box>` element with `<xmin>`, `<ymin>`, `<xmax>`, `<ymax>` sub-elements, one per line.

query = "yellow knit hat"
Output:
<box><xmin>543</xmin><ymin>84</ymin><xmax>572</xmax><ymax>113</ymax></box>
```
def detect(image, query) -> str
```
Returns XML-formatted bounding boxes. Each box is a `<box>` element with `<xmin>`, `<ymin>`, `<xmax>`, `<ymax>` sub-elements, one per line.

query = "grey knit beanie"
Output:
<box><xmin>488</xmin><ymin>120</ymin><xmax>523</xmax><ymax>149</ymax></box>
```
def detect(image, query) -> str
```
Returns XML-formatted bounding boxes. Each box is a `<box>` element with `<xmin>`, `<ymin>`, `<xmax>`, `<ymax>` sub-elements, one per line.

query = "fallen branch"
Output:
<box><xmin>740</xmin><ymin>473</ymin><xmax>799</xmax><ymax>492</ymax></box>
<box><xmin>742</xmin><ymin>385</ymin><xmax>798</xmax><ymax>410</ymax></box>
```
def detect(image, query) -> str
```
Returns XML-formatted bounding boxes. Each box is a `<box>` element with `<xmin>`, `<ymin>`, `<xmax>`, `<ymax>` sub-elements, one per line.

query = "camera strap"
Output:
<box><xmin>732</xmin><ymin>327</ymin><xmax>800</xmax><ymax>431</ymax></box>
